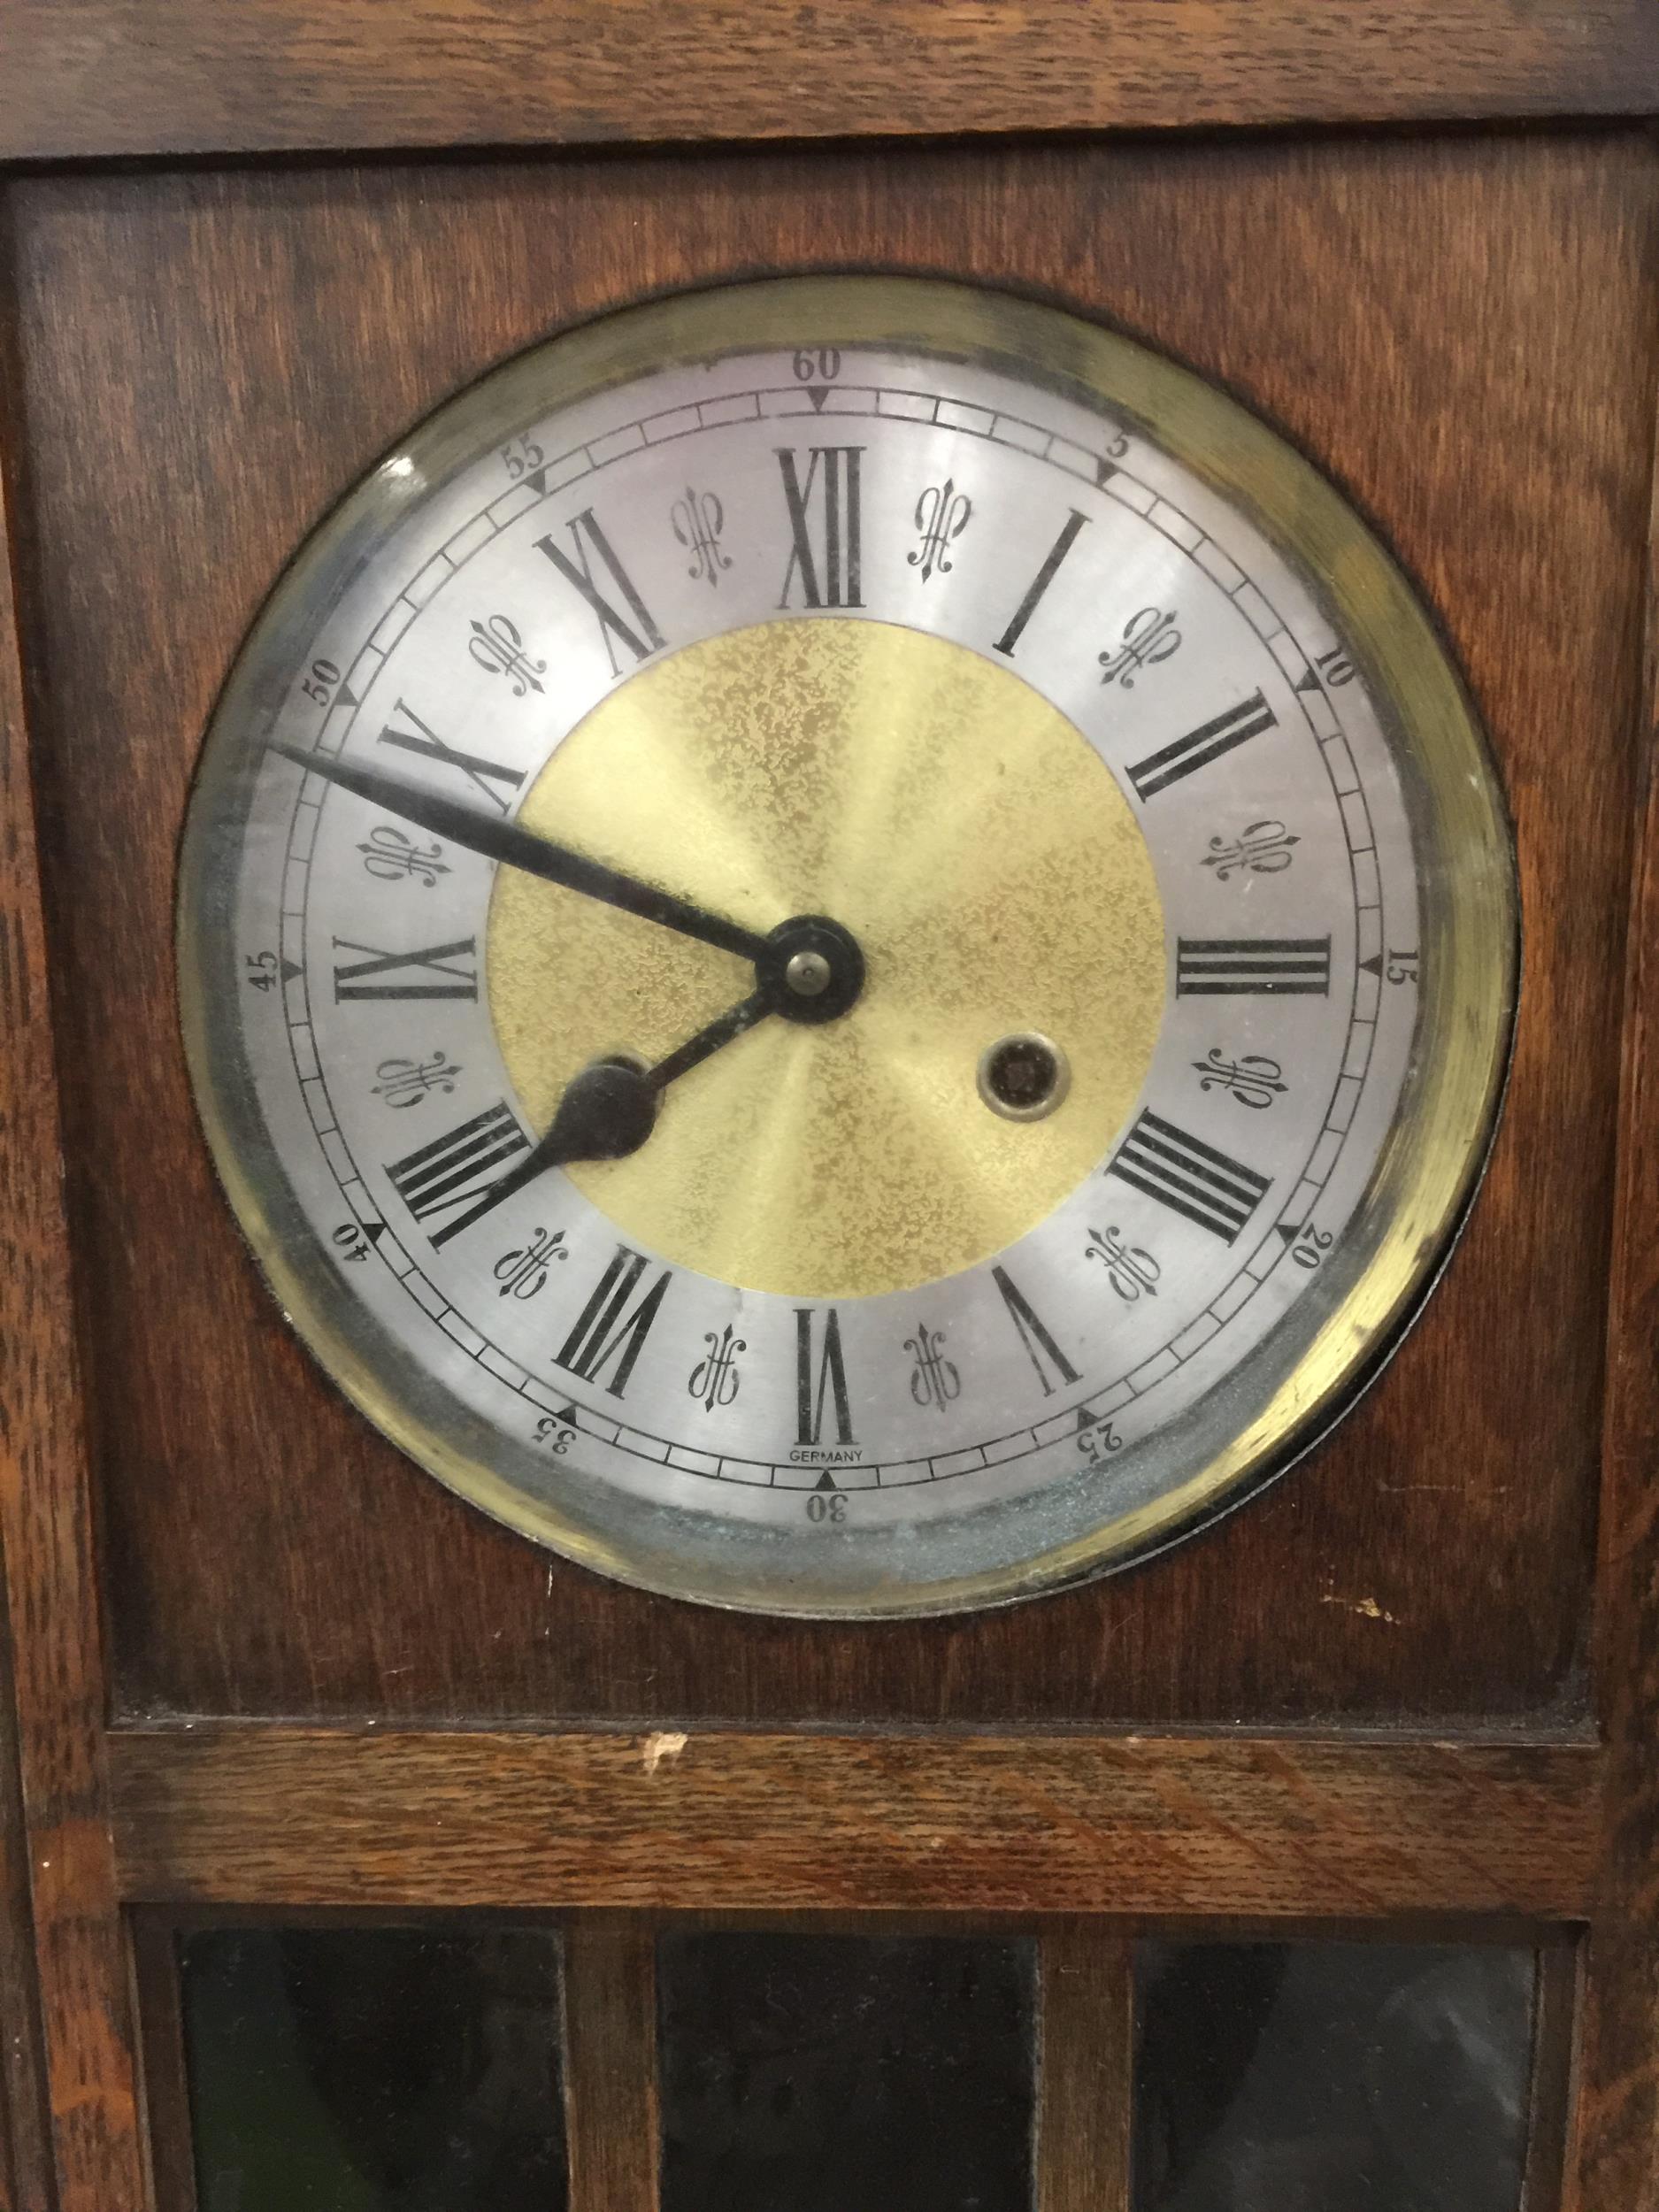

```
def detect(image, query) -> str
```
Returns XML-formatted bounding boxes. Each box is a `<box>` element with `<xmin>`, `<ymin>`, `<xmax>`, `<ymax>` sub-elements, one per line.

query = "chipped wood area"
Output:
<box><xmin>108</xmin><ymin>1727</ymin><xmax>1601</xmax><ymax>1919</ymax></box>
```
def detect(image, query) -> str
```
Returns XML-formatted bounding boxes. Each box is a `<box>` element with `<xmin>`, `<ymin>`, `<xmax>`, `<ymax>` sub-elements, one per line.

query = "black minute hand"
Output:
<box><xmin>270</xmin><ymin>741</ymin><xmax>771</xmax><ymax>963</ymax></box>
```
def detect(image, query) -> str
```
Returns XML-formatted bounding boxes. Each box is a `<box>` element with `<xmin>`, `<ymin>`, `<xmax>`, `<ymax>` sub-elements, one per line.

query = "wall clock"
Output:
<box><xmin>178</xmin><ymin>274</ymin><xmax>1515</xmax><ymax>1615</ymax></box>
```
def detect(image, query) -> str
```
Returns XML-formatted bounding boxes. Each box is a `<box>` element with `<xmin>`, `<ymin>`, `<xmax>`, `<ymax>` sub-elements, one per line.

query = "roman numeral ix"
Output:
<box><xmin>386</xmin><ymin>1101</ymin><xmax>530</xmax><ymax>1248</ymax></box>
<box><xmin>555</xmin><ymin>1245</ymin><xmax>672</xmax><ymax>1399</ymax></box>
<box><xmin>1108</xmin><ymin>1111</ymin><xmax>1270</xmax><ymax>1244</ymax></box>
<box><xmin>1177</xmin><ymin>937</ymin><xmax>1332</xmax><ymax>995</ymax></box>
<box><xmin>777</xmin><ymin>446</ymin><xmax>864</xmax><ymax>609</ymax></box>
<box><xmin>1127</xmin><ymin>690</ymin><xmax>1278</xmax><ymax>801</ymax></box>
<box><xmin>333</xmin><ymin>935</ymin><xmax>477</xmax><ymax>1001</ymax></box>
<box><xmin>536</xmin><ymin>508</ymin><xmax>664</xmax><ymax>676</ymax></box>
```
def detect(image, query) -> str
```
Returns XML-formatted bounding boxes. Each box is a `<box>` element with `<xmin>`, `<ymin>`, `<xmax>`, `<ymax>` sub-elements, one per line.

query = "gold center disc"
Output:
<box><xmin>488</xmin><ymin>619</ymin><xmax>1166</xmax><ymax>1298</ymax></box>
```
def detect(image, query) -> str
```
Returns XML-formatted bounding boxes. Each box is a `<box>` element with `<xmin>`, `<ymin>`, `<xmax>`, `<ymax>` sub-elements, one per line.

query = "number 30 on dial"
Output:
<box><xmin>179</xmin><ymin>276</ymin><xmax>1516</xmax><ymax>1616</ymax></box>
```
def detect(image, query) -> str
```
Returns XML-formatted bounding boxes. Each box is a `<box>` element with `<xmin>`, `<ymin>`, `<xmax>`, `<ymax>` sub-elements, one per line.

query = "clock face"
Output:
<box><xmin>178</xmin><ymin>277</ymin><xmax>1516</xmax><ymax>1615</ymax></box>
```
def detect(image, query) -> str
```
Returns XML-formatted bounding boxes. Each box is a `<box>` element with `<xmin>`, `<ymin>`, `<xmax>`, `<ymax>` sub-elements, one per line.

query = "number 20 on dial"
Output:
<box><xmin>179</xmin><ymin>277</ymin><xmax>1516</xmax><ymax>1615</ymax></box>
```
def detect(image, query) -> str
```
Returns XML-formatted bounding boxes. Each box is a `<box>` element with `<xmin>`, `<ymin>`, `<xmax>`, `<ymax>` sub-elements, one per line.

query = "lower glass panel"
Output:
<box><xmin>1134</xmin><ymin>1941</ymin><xmax>1536</xmax><ymax>2212</ymax></box>
<box><xmin>178</xmin><ymin>1925</ymin><xmax>566</xmax><ymax>2212</ymax></box>
<box><xmin>657</xmin><ymin>1930</ymin><xmax>1036</xmax><ymax>2212</ymax></box>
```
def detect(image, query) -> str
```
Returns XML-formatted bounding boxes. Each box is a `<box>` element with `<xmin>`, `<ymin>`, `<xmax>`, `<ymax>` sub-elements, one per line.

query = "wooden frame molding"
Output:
<box><xmin>0</xmin><ymin>1</ymin><xmax>1655</xmax><ymax>164</ymax></box>
<box><xmin>0</xmin><ymin>388</ymin><xmax>147</xmax><ymax>2209</ymax></box>
<box><xmin>108</xmin><ymin>1727</ymin><xmax>1601</xmax><ymax>1919</ymax></box>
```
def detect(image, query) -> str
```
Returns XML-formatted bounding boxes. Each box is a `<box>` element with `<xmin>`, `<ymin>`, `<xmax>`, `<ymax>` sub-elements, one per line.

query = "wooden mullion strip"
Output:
<box><xmin>562</xmin><ymin>1917</ymin><xmax>659</xmax><ymax>2212</ymax></box>
<box><xmin>106</xmin><ymin>1726</ymin><xmax>1601</xmax><ymax>1919</ymax></box>
<box><xmin>0</xmin><ymin>1</ymin><xmax>1655</xmax><ymax>164</ymax></box>
<box><xmin>1520</xmin><ymin>1939</ymin><xmax>1580</xmax><ymax>2212</ymax></box>
<box><xmin>127</xmin><ymin>1918</ymin><xmax>198</xmax><ymax>2212</ymax></box>
<box><xmin>0</xmin><ymin>211</ymin><xmax>147</xmax><ymax>2211</ymax></box>
<box><xmin>1037</xmin><ymin>1926</ymin><xmax>1134</xmax><ymax>2212</ymax></box>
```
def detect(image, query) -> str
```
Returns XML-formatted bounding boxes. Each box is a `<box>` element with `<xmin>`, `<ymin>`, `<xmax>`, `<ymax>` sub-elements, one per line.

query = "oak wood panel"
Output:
<box><xmin>1038</xmin><ymin>1928</ymin><xmax>1133</xmax><ymax>2212</ymax></box>
<box><xmin>107</xmin><ymin>1727</ymin><xmax>1601</xmax><ymax>1918</ymax></box>
<box><xmin>0</xmin><ymin>1</ymin><xmax>1655</xmax><ymax>165</ymax></box>
<box><xmin>10</xmin><ymin>133</ymin><xmax>1651</xmax><ymax>1731</ymax></box>
<box><xmin>0</xmin><ymin>308</ymin><xmax>147</xmax><ymax>2207</ymax></box>
<box><xmin>1562</xmin><ymin>342</ymin><xmax>1659</xmax><ymax>2212</ymax></box>
<box><xmin>562</xmin><ymin>1920</ymin><xmax>658</xmax><ymax>2212</ymax></box>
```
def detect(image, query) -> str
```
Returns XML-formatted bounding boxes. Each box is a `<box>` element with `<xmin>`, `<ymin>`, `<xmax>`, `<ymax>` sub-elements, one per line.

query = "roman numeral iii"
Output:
<box><xmin>777</xmin><ymin>447</ymin><xmax>864</xmax><ymax>609</ymax></box>
<box><xmin>1108</xmin><ymin>1111</ymin><xmax>1271</xmax><ymax>1244</ymax></box>
<box><xmin>1127</xmin><ymin>690</ymin><xmax>1278</xmax><ymax>801</ymax></box>
<box><xmin>1177</xmin><ymin>937</ymin><xmax>1332</xmax><ymax>995</ymax></box>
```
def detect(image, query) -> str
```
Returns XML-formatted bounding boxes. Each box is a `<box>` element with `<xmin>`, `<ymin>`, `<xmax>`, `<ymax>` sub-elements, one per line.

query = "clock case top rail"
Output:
<box><xmin>0</xmin><ymin>0</ymin><xmax>1654</xmax><ymax>168</ymax></box>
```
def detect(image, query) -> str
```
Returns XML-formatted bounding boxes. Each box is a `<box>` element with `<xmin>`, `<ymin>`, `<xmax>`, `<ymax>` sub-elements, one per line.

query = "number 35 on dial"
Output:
<box><xmin>180</xmin><ymin>276</ymin><xmax>1516</xmax><ymax>1616</ymax></box>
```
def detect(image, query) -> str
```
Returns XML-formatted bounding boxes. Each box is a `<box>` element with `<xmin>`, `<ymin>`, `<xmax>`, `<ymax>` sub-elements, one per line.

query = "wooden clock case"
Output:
<box><xmin>0</xmin><ymin>8</ymin><xmax>1655</xmax><ymax>2207</ymax></box>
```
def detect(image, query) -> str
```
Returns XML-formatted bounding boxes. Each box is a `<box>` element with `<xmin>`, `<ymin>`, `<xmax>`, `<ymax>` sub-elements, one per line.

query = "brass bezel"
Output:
<box><xmin>178</xmin><ymin>275</ymin><xmax>1517</xmax><ymax>1617</ymax></box>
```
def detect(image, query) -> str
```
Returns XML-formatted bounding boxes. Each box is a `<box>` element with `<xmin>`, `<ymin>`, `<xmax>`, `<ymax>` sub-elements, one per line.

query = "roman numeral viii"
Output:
<box><xmin>535</xmin><ymin>509</ymin><xmax>664</xmax><ymax>676</ymax></box>
<box><xmin>1177</xmin><ymin>937</ymin><xmax>1332</xmax><ymax>995</ymax></box>
<box><xmin>795</xmin><ymin>1308</ymin><xmax>856</xmax><ymax>1446</ymax></box>
<box><xmin>777</xmin><ymin>447</ymin><xmax>864</xmax><ymax>609</ymax></box>
<box><xmin>386</xmin><ymin>1101</ymin><xmax>530</xmax><ymax>1248</ymax></box>
<box><xmin>555</xmin><ymin>1245</ymin><xmax>672</xmax><ymax>1399</ymax></box>
<box><xmin>333</xmin><ymin>935</ymin><xmax>477</xmax><ymax>1001</ymax></box>
<box><xmin>1127</xmin><ymin>690</ymin><xmax>1278</xmax><ymax>801</ymax></box>
<box><xmin>1108</xmin><ymin>1111</ymin><xmax>1270</xmax><ymax>1244</ymax></box>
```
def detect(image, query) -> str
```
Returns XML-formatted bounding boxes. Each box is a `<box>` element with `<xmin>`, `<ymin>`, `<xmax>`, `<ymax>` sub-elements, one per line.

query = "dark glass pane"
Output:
<box><xmin>1134</xmin><ymin>1941</ymin><xmax>1535</xmax><ymax>2212</ymax></box>
<box><xmin>179</xmin><ymin>1925</ymin><xmax>565</xmax><ymax>2212</ymax></box>
<box><xmin>659</xmin><ymin>1931</ymin><xmax>1035</xmax><ymax>2212</ymax></box>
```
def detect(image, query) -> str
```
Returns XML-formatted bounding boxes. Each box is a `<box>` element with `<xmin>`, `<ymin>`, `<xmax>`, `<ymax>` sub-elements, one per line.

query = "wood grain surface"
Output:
<box><xmin>563</xmin><ymin>1920</ymin><xmax>659</xmax><ymax>2212</ymax></box>
<box><xmin>0</xmin><ymin>1</ymin><xmax>1654</xmax><ymax>164</ymax></box>
<box><xmin>9</xmin><ymin>131</ymin><xmax>1651</xmax><ymax>1733</ymax></box>
<box><xmin>106</xmin><ymin>1726</ymin><xmax>1601</xmax><ymax>1918</ymax></box>
<box><xmin>1038</xmin><ymin>1928</ymin><xmax>1133</xmax><ymax>2212</ymax></box>
<box><xmin>1560</xmin><ymin>357</ymin><xmax>1659</xmax><ymax>2212</ymax></box>
<box><xmin>0</xmin><ymin>319</ymin><xmax>148</xmax><ymax>2208</ymax></box>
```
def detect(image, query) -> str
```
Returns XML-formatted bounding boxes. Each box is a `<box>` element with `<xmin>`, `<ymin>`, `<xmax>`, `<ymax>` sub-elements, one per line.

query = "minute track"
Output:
<box><xmin>176</xmin><ymin>282</ymin><xmax>1495</xmax><ymax>1622</ymax></box>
